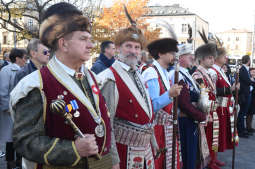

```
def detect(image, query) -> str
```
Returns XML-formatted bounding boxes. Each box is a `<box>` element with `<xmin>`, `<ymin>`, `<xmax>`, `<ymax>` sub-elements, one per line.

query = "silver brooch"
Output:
<box><xmin>131</xmin><ymin>34</ymin><xmax>139</xmax><ymax>39</ymax></box>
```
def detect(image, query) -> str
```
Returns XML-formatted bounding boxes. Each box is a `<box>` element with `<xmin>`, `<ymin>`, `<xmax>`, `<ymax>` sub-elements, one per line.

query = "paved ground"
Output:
<box><xmin>218</xmin><ymin>131</ymin><xmax>255</xmax><ymax>169</ymax></box>
<box><xmin>1</xmin><ymin>122</ymin><xmax>254</xmax><ymax>169</ymax></box>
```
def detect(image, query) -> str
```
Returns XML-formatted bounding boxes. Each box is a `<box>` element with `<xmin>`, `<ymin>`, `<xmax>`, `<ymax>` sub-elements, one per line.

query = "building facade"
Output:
<box><xmin>216</xmin><ymin>29</ymin><xmax>253</xmax><ymax>57</ymax></box>
<box><xmin>144</xmin><ymin>4</ymin><xmax>209</xmax><ymax>51</ymax></box>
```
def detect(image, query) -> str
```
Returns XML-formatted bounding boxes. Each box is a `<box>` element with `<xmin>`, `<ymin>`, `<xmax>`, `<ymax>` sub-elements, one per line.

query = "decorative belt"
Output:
<box><xmin>155</xmin><ymin>109</ymin><xmax>173</xmax><ymax>125</ymax></box>
<box><xmin>217</xmin><ymin>97</ymin><xmax>229</xmax><ymax>108</ymax></box>
<box><xmin>114</xmin><ymin>120</ymin><xmax>153</xmax><ymax>147</ymax></box>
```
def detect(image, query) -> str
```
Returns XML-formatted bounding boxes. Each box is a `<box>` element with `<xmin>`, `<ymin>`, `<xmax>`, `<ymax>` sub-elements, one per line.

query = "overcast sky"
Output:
<box><xmin>103</xmin><ymin>0</ymin><xmax>255</xmax><ymax>33</ymax></box>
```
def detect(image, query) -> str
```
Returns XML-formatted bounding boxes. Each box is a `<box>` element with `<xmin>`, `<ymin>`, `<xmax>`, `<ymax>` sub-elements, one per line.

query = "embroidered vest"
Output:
<box><xmin>211</xmin><ymin>67</ymin><xmax>231</xmax><ymax>97</ymax></box>
<box><xmin>110</xmin><ymin>67</ymin><xmax>152</xmax><ymax>124</ymax></box>
<box><xmin>195</xmin><ymin>69</ymin><xmax>216</xmax><ymax>101</ymax></box>
<box><xmin>40</xmin><ymin>66</ymin><xmax>111</xmax><ymax>156</ymax></box>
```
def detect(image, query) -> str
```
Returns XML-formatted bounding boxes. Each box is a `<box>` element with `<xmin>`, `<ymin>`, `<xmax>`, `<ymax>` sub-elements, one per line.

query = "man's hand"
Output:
<box><xmin>169</xmin><ymin>84</ymin><xmax>183</xmax><ymax>97</ymax></box>
<box><xmin>74</xmin><ymin>134</ymin><xmax>98</xmax><ymax>157</ymax></box>
<box><xmin>207</xmin><ymin>114</ymin><xmax>213</xmax><ymax>122</ymax></box>
<box><xmin>231</xmin><ymin>82</ymin><xmax>240</xmax><ymax>91</ymax></box>
<box><xmin>112</xmin><ymin>164</ymin><xmax>120</xmax><ymax>169</ymax></box>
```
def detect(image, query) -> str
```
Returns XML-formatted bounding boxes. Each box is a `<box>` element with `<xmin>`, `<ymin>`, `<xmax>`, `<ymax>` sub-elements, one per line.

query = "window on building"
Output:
<box><xmin>170</xmin><ymin>24</ymin><xmax>175</xmax><ymax>30</ymax></box>
<box><xmin>235</xmin><ymin>45</ymin><xmax>239</xmax><ymax>50</ymax></box>
<box><xmin>236</xmin><ymin>37</ymin><xmax>239</xmax><ymax>41</ymax></box>
<box><xmin>3</xmin><ymin>35</ymin><xmax>7</xmax><ymax>44</ymax></box>
<box><xmin>27</xmin><ymin>19</ymin><xmax>33</xmax><ymax>30</ymax></box>
<box><xmin>182</xmin><ymin>24</ymin><xmax>188</xmax><ymax>33</ymax></box>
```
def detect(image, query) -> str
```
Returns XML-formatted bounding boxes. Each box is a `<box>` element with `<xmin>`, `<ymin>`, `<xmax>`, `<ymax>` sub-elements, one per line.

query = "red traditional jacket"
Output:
<box><xmin>39</xmin><ymin>66</ymin><xmax>111</xmax><ymax>168</ymax></box>
<box><xmin>110</xmin><ymin>67</ymin><xmax>153</xmax><ymax>124</ymax></box>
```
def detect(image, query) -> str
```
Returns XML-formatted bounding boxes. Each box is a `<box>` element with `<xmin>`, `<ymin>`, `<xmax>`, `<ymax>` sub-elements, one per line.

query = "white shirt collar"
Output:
<box><xmin>243</xmin><ymin>64</ymin><xmax>249</xmax><ymax>71</ymax></box>
<box><xmin>55</xmin><ymin>56</ymin><xmax>84</xmax><ymax>76</ymax></box>
<box><xmin>117</xmin><ymin>60</ymin><xmax>132</xmax><ymax>72</ymax></box>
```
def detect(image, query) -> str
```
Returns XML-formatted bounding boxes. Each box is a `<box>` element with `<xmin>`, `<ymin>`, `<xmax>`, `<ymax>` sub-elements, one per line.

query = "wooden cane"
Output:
<box><xmin>172</xmin><ymin>63</ymin><xmax>180</xmax><ymax>169</ymax></box>
<box><xmin>232</xmin><ymin>65</ymin><xmax>240</xmax><ymax>169</ymax></box>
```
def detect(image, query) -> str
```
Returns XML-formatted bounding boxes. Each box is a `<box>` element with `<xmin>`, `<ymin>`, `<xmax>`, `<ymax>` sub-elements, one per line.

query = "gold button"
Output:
<box><xmin>104</xmin><ymin>147</ymin><xmax>107</xmax><ymax>152</ymax></box>
<box><xmin>135</xmin><ymin>114</ymin><xmax>138</xmax><ymax>118</ymax></box>
<box><xmin>129</xmin><ymin>99</ymin><xmax>133</xmax><ymax>103</ymax></box>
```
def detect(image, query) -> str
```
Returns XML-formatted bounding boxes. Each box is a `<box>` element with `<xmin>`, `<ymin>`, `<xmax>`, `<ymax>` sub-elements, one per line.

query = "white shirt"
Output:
<box><xmin>55</xmin><ymin>56</ymin><xmax>84</xmax><ymax>76</ymax></box>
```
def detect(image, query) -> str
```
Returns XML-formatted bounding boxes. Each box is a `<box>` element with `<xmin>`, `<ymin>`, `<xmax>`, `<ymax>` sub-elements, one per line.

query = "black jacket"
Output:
<box><xmin>239</xmin><ymin>65</ymin><xmax>255</xmax><ymax>103</ymax></box>
<box><xmin>91</xmin><ymin>53</ymin><xmax>115</xmax><ymax>74</ymax></box>
<box><xmin>13</xmin><ymin>61</ymin><xmax>37</xmax><ymax>87</ymax></box>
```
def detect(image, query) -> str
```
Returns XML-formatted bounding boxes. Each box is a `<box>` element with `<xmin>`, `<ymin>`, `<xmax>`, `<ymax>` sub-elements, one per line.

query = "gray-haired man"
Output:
<box><xmin>13</xmin><ymin>38</ymin><xmax>50</xmax><ymax>86</ymax></box>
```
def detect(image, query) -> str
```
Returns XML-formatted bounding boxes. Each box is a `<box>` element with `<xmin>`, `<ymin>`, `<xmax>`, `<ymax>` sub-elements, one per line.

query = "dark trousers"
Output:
<box><xmin>179</xmin><ymin>117</ymin><xmax>198</xmax><ymax>169</ymax></box>
<box><xmin>6</xmin><ymin>142</ymin><xmax>22</xmax><ymax>168</ymax></box>
<box><xmin>238</xmin><ymin>93</ymin><xmax>251</xmax><ymax>134</ymax></box>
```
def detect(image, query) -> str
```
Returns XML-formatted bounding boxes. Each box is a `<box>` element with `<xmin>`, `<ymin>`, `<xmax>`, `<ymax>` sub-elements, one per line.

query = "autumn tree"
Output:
<box><xmin>0</xmin><ymin>0</ymin><xmax>103</xmax><ymax>41</ymax></box>
<box><xmin>92</xmin><ymin>0</ymin><xmax>161</xmax><ymax>53</ymax></box>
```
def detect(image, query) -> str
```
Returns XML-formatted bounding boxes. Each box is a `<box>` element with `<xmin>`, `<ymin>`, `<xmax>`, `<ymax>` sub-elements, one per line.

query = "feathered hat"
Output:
<box><xmin>114</xmin><ymin>5</ymin><xmax>146</xmax><ymax>49</ymax></box>
<box><xmin>147</xmin><ymin>20</ymin><xmax>179</xmax><ymax>59</ymax></box>
<box><xmin>39</xmin><ymin>2</ymin><xmax>91</xmax><ymax>50</ymax></box>
<box><xmin>197</xmin><ymin>28</ymin><xmax>226</xmax><ymax>59</ymax></box>
<box><xmin>195</xmin><ymin>29</ymin><xmax>218</xmax><ymax>60</ymax></box>
<box><xmin>147</xmin><ymin>38</ymin><xmax>178</xmax><ymax>59</ymax></box>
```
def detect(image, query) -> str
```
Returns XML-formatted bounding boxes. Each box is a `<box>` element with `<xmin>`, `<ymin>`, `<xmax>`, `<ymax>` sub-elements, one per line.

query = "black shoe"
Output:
<box><xmin>239</xmin><ymin>133</ymin><xmax>249</xmax><ymax>138</ymax></box>
<box><xmin>247</xmin><ymin>131</ymin><xmax>253</xmax><ymax>136</ymax></box>
<box><xmin>245</xmin><ymin>130</ymin><xmax>253</xmax><ymax>136</ymax></box>
<box><xmin>247</xmin><ymin>128</ymin><xmax>255</xmax><ymax>133</ymax></box>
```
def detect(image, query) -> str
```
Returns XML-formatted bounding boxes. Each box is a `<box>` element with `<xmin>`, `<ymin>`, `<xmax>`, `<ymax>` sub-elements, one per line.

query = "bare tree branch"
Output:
<box><xmin>0</xmin><ymin>0</ymin><xmax>103</xmax><ymax>41</ymax></box>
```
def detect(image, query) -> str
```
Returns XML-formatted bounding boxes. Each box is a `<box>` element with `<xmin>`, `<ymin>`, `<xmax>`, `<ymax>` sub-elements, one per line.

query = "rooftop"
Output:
<box><xmin>146</xmin><ymin>4</ymin><xmax>194</xmax><ymax>16</ymax></box>
<box><xmin>218</xmin><ymin>28</ymin><xmax>252</xmax><ymax>34</ymax></box>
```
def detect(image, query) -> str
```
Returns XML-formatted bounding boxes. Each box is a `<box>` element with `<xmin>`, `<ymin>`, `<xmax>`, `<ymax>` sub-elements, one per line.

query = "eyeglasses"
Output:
<box><xmin>43</xmin><ymin>50</ymin><xmax>50</xmax><ymax>55</ymax></box>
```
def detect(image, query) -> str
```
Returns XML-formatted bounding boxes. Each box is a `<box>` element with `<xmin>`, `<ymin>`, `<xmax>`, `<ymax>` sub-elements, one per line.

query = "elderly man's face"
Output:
<box><xmin>118</xmin><ymin>41</ymin><xmax>141</xmax><ymax>69</ymax></box>
<box><xmin>180</xmin><ymin>53</ymin><xmax>194</xmax><ymax>68</ymax></box>
<box><xmin>65</xmin><ymin>31</ymin><xmax>94</xmax><ymax>62</ymax></box>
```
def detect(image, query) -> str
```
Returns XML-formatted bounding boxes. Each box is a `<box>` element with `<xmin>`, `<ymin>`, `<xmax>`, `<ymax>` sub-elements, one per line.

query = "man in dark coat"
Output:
<box><xmin>13</xmin><ymin>38</ymin><xmax>50</xmax><ymax>86</ymax></box>
<box><xmin>91</xmin><ymin>41</ymin><xmax>116</xmax><ymax>74</ymax></box>
<box><xmin>238</xmin><ymin>55</ymin><xmax>255</xmax><ymax>137</ymax></box>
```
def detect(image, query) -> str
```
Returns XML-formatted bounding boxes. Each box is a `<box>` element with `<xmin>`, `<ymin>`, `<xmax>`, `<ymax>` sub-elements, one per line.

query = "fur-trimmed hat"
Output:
<box><xmin>198</xmin><ymin>29</ymin><xmax>226</xmax><ymax>59</ymax></box>
<box><xmin>114</xmin><ymin>5</ymin><xmax>146</xmax><ymax>49</ymax></box>
<box><xmin>39</xmin><ymin>2</ymin><xmax>91</xmax><ymax>49</ymax></box>
<box><xmin>114</xmin><ymin>26</ymin><xmax>146</xmax><ymax>49</ymax></box>
<box><xmin>177</xmin><ymin>43</ymin><xmax>193</xmax><ymax>56</ymax></box>
<box><xmin>147</xmin><ymin>38</ymin><xmax>178</xmax><ymax>59</ymax></box>
<box><xmin>195</xmin><ymin>43</ymin><xmax>217</xmax><ymax>60</ymax></box>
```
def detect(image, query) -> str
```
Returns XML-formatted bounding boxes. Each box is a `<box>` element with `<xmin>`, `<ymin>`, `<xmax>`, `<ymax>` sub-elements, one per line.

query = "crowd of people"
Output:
<box><xmin>0</xmin><ymin>2</ymin><xmax>254</xmax><ymax>169</ymax></box>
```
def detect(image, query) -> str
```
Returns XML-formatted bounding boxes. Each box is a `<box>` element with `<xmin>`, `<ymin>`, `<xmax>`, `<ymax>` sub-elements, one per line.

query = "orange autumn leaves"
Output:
<box><xmin>92</xmin><ymin>0</ymin><xmax>160</xmax><ymax>52</ymax></box>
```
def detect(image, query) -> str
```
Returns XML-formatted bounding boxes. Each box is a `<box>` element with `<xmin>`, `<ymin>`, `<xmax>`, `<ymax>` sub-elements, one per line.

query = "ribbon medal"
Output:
<box><xmin>65</xmin><ymin>100</ymin><xmax>80</xmax><ymax>117</ymax></box>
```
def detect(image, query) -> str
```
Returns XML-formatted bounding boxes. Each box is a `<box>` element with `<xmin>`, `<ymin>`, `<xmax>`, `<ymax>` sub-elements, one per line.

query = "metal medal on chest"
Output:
<box><xmin>74</xmin><ymin>111</ymin><xmax>80</xmax><ymax>118</ymax></box>
<box><xmin>95</xmin><ymin>124</ymin><xmax>104</xmax><ymax>137</ymax></box>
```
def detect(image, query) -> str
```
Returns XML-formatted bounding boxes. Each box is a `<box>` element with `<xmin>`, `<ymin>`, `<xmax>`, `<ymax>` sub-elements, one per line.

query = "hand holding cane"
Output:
<box><xmin>50</xmin><ymin>99</ymin><xmax>102</xmax><ymax>160</ymax></box>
